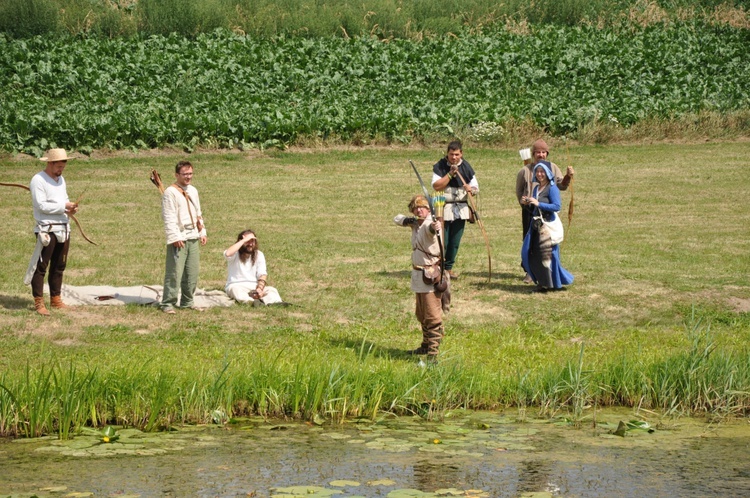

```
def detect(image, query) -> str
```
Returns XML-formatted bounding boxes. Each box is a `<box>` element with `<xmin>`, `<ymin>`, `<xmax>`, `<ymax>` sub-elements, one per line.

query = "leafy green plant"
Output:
<box><xmin>1</xmin><ymin>23</ymin><xmax>747</xmax><ymax>153</ymax></box>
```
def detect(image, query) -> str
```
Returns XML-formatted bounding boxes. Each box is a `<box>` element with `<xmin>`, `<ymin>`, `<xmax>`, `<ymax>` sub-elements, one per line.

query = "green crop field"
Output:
<box><xmin>1</xmin><ymin>22</ymin><xmax>749</xmax><ymax>154</ymax></box>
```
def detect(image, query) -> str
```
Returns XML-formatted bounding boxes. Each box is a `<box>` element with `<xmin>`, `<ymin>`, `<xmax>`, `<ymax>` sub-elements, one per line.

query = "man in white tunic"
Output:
<box><xmin>29</xmin><ymin>148</ymin><xmax>79</xmax><ymax>316</ymax></box>
<box><xmin>223</xmin><ymin>229</ymin><xmax>283</xmax><ymax>305</ymax></box>
<box><xmin>159</xmin><ymin>161</ymin><xmax>207</xmax><ymax>314</ymax></box>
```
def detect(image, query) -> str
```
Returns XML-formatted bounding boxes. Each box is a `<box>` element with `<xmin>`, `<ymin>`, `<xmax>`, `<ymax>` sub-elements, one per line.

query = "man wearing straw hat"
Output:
<box><xmin>516</xmin><ymin>139</ymin><xmax>574</xmax><ymax>283</ymax></box>
<box><xmin>28</xmin><ymin>148</ymin><xmax>78</xmax><ymax>316</ymax></box>
<box><xmin>159</xmin><ymin>160</ymin><xmax>207</xmax><ymax>314</ymax></box>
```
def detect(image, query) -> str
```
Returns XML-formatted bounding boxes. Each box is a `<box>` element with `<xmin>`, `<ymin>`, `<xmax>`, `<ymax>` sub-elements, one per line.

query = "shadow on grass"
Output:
<box><xmin>327</xmin><ymin>336</ymin><xmax>417</xmax><ymax>361</ymax></box>
<box><xmin>377</xmin><ymin>270</ymin><xmax>412</xmax><ymax>279</ymax></box>
<box><xmin>0</xmin><ymin>294</ymin><xmax>30</xmax><ymax>310</ymax></box>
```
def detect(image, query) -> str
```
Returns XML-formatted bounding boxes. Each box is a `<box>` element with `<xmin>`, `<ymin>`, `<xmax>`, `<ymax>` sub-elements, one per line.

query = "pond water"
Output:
<box><xmin>2</xmin><ymin>409</ymin><xmax>750</xmax><ymax>497</ymax></box>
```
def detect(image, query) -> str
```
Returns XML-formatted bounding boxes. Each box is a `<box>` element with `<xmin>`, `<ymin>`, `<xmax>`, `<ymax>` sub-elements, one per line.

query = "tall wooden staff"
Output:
<box><xmin>565</xmin><ymin>143</ymin><xmax>575</xmax><ymax>229</ymax></box>
<box><xmin>453</xmin><ymin>171</ymin><xmax>492</xmax><ymax>283</ymax></box>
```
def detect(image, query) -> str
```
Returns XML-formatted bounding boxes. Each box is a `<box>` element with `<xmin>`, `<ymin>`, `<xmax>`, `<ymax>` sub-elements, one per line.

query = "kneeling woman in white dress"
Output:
<box><xmin>224</xmin><ymin>229</ymin><xmax>283</xmax><ymax>305</ymax></box>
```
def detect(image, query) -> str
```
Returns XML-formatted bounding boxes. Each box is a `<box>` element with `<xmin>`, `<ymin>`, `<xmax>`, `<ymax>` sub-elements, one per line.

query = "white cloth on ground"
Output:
<box><xmin>56</xmin><ymin>284</ymin><xmax>234</xmax><ymax>307</ymax></box>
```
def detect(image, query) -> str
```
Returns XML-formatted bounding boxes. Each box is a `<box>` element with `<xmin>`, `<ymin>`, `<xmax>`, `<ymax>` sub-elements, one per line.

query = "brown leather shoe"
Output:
<box><xmin>446</xmin><ymin>270</ymin><xmax>458</xmax><ymax>280</ymax></box>
<box><xmin>50</xmin><ymin>295</ymin><xmax>70</xmax><ymax>309</ymax></box>
<box><xmin>34</xmin><ymin>297</ymin><xmax>50</xmax><ymax>316</ymax></box>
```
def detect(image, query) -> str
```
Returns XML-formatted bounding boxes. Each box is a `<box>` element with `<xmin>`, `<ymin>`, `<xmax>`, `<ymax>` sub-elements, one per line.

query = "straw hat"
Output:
<box><xmin>40</xmin><ymin>148</ymin><xmax>73</xmax><ymax>162</ymax></box>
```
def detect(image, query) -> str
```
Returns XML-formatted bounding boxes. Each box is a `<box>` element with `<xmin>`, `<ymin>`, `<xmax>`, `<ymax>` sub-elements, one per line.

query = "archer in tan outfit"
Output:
<box><xmin>394</xmin><ymin>195</ymin><xmax>447</xmax><ymax>358</ymax></box>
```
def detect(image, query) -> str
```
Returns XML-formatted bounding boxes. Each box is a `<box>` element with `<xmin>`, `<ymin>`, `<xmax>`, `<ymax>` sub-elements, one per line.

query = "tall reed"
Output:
<box><xmin>0</xmin><ymin>0</ymin><xmax>746</xmax><ymax>38</ymax></box>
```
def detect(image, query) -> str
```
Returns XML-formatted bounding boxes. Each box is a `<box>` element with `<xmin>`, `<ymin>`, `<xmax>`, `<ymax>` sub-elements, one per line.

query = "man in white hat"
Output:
<box><xmin>29</xmin><ymin>148</ymin><xmax>78</xmax><ymax>316</ymax></box>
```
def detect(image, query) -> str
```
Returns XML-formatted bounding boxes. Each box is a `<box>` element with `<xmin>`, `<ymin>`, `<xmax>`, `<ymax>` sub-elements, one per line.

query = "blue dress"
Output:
<box><xmin>521</xmin><ymin>181</ymin><xmax>574</xmax><ymax>290</ymax></box>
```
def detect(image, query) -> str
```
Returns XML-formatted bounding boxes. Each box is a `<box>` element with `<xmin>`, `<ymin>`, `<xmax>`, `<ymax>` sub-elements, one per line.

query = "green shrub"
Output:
<box><xmin>0</xmin><ymin>0</ymin><xmax>60</xmax><ymax>38</ymax></box>
<box><xmin>139</xmin><ymin>0</ymin><xmax>228</xmax><ymax>37</ymax></box>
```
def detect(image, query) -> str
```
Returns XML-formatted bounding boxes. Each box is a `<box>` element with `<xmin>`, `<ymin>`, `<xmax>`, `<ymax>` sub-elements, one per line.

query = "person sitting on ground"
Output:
<box><xmin>224</xmin><ymin>229</ymin><xmax>283</xmax><ymax>305</ymax></box>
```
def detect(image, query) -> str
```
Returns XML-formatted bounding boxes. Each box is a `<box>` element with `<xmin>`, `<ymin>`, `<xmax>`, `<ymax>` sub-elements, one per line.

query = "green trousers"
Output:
<box><xmin>443</xmin><ymin>219</ymin><xmax>466</xmax><ymax>271</ymax></box>
<box><xmin>160</xmin><ymin>239</ymin><xmax>200</xmax><ymax>310</ymax></box>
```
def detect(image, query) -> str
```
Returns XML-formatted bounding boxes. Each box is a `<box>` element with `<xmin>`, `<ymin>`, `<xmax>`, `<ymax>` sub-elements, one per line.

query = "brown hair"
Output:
<box><xmin>236</xmin><ymin>229</ymin><xmax>258</xmax><ymax>265</ymax></box>
<box><xmin>447</xmin><ymin>140</ymin><xmax>462</xmax><ymax>152</ymax></box>
<box><xmin>175</xmin><ymin>160</ymin><xmax>193</xmax><ymax>174</ymax></box>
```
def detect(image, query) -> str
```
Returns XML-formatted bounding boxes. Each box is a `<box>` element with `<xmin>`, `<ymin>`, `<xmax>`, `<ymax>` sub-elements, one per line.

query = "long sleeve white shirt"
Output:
<box><xmin>30</xmin><ymin>171</ymin><xmax>69</xmax><ymax>233</ymax></box>
<box><xmin>161</xmin><ymin>184</ymin><xmax>206</xmax><ymax>245</ymax></box>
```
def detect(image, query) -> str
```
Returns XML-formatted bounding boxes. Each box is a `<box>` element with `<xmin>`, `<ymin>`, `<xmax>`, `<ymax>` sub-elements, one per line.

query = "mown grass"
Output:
<box><xmin>0</xmin><ymin>142</ymin><xmax>749</xmax><ymax>438</ymax></box>
<box><xmin>0</xmin><ymin>0</ymin><xmax>747</xmax><ymax>39</ymax></box>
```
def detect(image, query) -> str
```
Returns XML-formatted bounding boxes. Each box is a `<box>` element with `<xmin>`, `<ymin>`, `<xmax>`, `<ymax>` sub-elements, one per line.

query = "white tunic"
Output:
<box><xmin>162</xmin><ymin>184</ymin><xmax>206</xmax><ymax>245</ymax></box>
<box><xmin>30</xmin><ymin>171</ymin><xmax>69</xmax><ymax>234</ymax></box>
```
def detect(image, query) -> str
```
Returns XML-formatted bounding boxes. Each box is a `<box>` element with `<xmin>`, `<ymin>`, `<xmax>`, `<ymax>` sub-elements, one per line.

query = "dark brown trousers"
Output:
<box><xmin>31</xmin><ymin>234</ymin><xmax>69</xmax><ymax>298</ymax></box>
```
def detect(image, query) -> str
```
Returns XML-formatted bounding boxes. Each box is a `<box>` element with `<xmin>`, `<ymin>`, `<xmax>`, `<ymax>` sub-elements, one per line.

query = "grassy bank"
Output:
<box><xmin>0</xmin><ymin>142</ymin><xmax>749</xmax><ymax>438</ymax></box>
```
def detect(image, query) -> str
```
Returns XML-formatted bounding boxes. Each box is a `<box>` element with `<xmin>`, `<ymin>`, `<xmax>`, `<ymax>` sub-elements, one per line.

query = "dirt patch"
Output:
<box><xmin>727</xmin><ymin>297</ymin><xmax>750</xmax><ymax>313</ymax></box>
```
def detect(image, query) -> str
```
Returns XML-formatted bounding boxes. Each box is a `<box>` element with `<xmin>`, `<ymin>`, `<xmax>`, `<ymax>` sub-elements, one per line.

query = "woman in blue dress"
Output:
<box><xmin>521</xmin><ymin>161</ymin><xmax>574</xmax><ymax>292</ymax></box>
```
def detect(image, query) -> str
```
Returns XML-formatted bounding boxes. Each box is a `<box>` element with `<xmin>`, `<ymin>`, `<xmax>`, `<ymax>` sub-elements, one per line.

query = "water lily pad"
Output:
<box><xmin>312</xmin><ymin>414</ymin><xmax>327</xmax><ymax>426</ymax></box>
<box><xmin>387</xmin><ymin>489</ymin><xmax>433</xmax><ymax>497</ymax></box>
<box><xmin>271</xmin><ymin>485</ymin><xmax>342</xmax><ymax>497</ymax></box>
<box><xmin>367</xmin><ymin>479</ymin><xmax>397</xmax><ymax>486</ymax></box>
<box><xmin>329</xmin><ymin>479</ymin><xmax>360</xmax><ymax>486</ymax></box>
<box><xmin>434</xmin><ymin>489</ymin><xmax>469</xmax><ymax>496</ymax></box>
<box><xmin>323</xmin><ymin>432</ymin><xmax>351</xmax><ymax>440</ymax></box>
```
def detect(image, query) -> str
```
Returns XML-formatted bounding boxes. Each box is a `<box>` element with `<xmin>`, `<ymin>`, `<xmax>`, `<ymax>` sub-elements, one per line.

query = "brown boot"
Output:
<box><xmin>34</xmin><ymin>297</ymin><xmax>50</xmax><ymax>316</ymax></box>
<box><xmin>50</xmin><ymin>295</ymin><xmax>70</xmax><ymax>309</ymax></box>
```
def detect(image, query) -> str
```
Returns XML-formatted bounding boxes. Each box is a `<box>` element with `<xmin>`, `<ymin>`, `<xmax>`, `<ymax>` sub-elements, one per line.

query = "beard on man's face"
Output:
<box><xmin>239</xmin><ymin>242</ymin><xmax>255</xmax><ymax>255</ymax></box>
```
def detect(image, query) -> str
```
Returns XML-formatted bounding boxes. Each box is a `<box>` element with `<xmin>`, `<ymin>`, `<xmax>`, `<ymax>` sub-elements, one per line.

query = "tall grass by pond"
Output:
<box><xmin>0</xmin><ymin>0</ymin><xmax>747</xmax><ymax>38</ymax></box>
<box><xmin>0</xmin><ymin>143</ymin><xmax>749</xmax><ymax>438</ymax></box>
<box><xmin>0</xmin><ymin>318</ymin><xmax>747</xmax><ymax>438</ymax></box>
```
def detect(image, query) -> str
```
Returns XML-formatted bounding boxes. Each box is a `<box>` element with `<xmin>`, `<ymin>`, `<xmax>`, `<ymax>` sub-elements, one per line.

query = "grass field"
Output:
<box><xmin>1</xmin><ymin>141</ymin><xmax>749</xmax><ymax>436</ymax></box>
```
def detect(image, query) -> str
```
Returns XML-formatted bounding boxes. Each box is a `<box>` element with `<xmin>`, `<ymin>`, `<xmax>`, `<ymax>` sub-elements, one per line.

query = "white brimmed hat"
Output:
<box><xmin>40</xmin><ymin>148</ymin><xmax>73</xmax><ymax>162</ymax></box>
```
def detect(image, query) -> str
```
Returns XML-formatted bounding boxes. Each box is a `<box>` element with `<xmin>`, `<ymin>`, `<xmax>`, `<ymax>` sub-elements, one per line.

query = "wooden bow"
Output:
<box><xmin>0</xmin><ymin>182</ymin><xmax>98</xmax><ymax>245</ymax></box>
<box><xmin>454</xmin><ymin>172</ymin><xmax>492</xmax><ymax>283</ymax></box>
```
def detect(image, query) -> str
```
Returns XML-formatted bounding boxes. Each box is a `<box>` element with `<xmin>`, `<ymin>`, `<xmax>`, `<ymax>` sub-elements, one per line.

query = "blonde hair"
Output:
<box><xmin>408</xmin><ymin>194</ymin><xmax>430</xmax><ymax>212</ymax></box>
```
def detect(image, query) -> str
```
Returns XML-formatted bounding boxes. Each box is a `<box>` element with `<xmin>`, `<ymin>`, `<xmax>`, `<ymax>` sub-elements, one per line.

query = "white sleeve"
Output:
<box><xmin>162</xmin><ymin>188</ymin><xmax>182</xmax><ymax>244</ymax></box>
<box><xmin>30</xmin><ymin>176</ymin><xmax>66</xmax><ymax>215</ymax></box>
<box><xmin>256</xmin><ymin>252</ymin><xmax>268</xmax><ymax>278</ymax></box>
<box><xmin>469</xmin><ymin>175</ymin><xmax>479</xmax><ymax>191</ymax></box>
<box><xmin>431</xmin><ymin>172</ymin><xmax>442</xmax><ymax>188</ymax></box>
